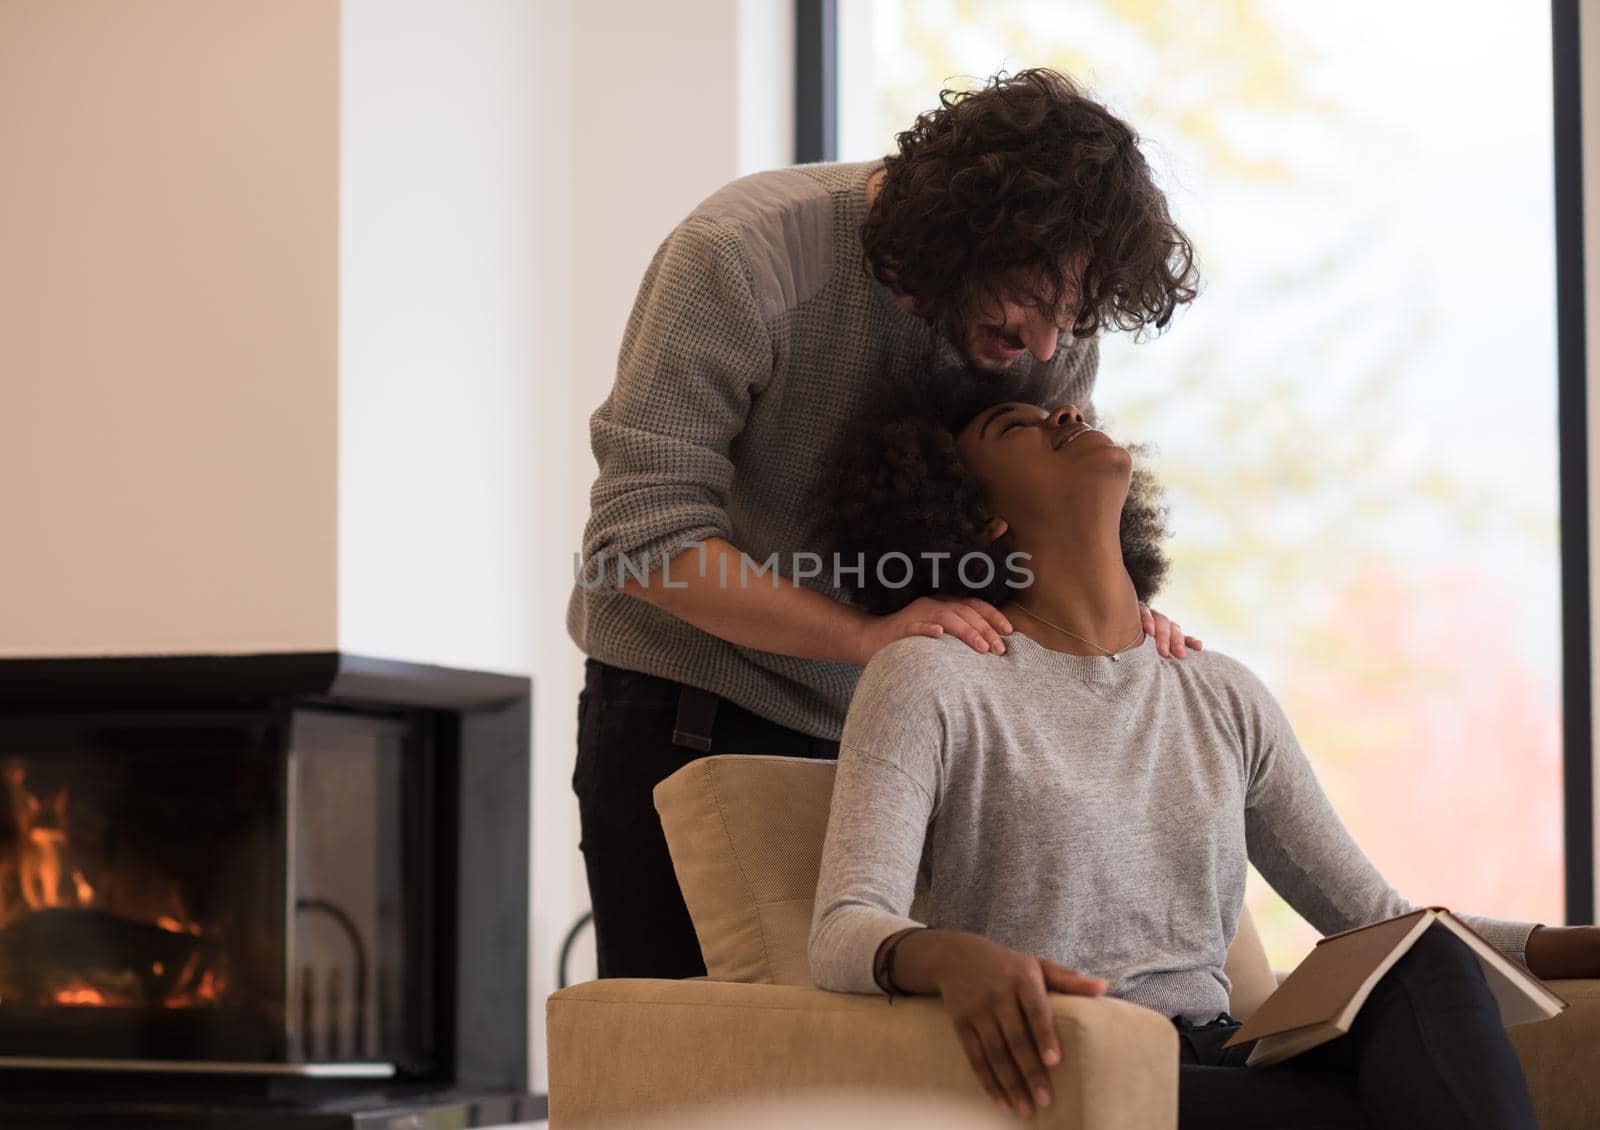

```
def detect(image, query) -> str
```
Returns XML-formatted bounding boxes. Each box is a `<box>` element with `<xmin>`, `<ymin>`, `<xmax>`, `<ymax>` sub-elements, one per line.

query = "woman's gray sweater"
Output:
<box><xmin>809</xmin><ymin>629</ymin><xmax>1542</xmax><ymax>1023</ymax></box>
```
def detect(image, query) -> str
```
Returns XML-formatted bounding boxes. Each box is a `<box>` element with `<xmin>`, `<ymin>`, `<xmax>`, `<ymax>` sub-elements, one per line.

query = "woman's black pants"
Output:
<box><xmin>572</xmin><ymin>658</ymin><xmax>839</xmax><ymax>979</ymax></box>
<box><xmin>1176</xmin><ymin>926</ymin><xmax>1538</xmax><ymax>1129</ymax></box>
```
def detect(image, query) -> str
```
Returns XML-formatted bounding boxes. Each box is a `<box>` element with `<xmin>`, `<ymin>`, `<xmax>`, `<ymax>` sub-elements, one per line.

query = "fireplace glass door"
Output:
<box><xmin>0</xmin><ymin>705</ymin><xmax>432</xmax><ymax>1074</ymax></box>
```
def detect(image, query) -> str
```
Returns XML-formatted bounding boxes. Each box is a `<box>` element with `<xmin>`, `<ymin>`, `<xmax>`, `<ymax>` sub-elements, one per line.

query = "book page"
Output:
<box><xmin>1435</xmin><ymin>913</ymin><xmax>1568</xmax><ymax>1024</ymax></box>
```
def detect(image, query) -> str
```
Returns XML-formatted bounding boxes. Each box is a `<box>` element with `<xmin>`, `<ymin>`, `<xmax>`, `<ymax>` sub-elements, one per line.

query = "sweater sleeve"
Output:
<box><xmin>1230</xmin><ymin>660</ymin><xmax>1543</xmax><ymax>971</ymax></box>
<box><xmin>809</xmin><ymin>640</ymin><xmax>948</xmax><ymax>994</ymax></box>
<box><xmin>578</xmin><ymin>217</ymin><xmax>771</xmax><ymax>591</ymax></box>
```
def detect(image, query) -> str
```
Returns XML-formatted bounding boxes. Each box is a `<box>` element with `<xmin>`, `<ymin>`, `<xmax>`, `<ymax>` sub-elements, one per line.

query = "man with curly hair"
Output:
<box><xmin>568</xmin><ymin>68</ymin><xmax>1201</xmax><ymax>979</ymax></box>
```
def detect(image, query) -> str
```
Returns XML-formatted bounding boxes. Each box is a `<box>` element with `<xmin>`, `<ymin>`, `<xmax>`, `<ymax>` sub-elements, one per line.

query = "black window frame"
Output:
<box><xmin>1553</xmin><ymin>0</ymin><xmax>1592</xmax><ymax>925</ymax></box>
<box><xmin>794</xmin><ymin>0</ymin><xmax>836</xmax><ymax>163</ymax></box>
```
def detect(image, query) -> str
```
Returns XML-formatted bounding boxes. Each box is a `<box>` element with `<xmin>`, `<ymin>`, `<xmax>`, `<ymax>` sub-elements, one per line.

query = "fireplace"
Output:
<box><xmin>0</xmin><ymin>653</ymin><xmax>539</xmax><ymax>1128</ymax></box>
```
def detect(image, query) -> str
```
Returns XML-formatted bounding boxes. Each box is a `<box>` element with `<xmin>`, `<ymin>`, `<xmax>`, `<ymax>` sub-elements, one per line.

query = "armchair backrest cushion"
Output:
<box><xmin>655</xmin><ymin>754</ymin><xmax>834</xmax><ymax>985</ymax></box>
<box><xmin>654</xmin><ymin>754</ymin><xmax>1280</xmax><ymax>1017</ymax></box>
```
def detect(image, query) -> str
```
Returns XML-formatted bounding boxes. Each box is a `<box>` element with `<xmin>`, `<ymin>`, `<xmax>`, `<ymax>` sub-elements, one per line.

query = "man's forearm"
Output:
<box><xmin>618</xmin><ymin>537</ymin><xmax>874</xmax><ymax>666</ymax></box>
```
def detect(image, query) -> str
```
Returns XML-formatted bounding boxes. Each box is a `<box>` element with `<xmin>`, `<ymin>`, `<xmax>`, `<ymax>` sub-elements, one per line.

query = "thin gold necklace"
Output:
<box><xmin>1008</xmin><ymin>600</ymin><xmax>1145</xmax><ymax>662</ymax></box>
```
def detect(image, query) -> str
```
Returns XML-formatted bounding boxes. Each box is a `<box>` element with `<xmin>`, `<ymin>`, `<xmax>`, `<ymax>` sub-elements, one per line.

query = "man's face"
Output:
<box><xmin>952</xmin><ymin>271</ymin><xmax>1083</xmax><ymax>372</ymax></box>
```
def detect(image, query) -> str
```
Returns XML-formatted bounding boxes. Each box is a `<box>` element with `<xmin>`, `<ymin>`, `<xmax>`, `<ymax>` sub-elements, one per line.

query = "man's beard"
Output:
<box><xmin>948</xmin><ymin>323</ymin><xmax>1021</xmax><ymax>373</ymax></box>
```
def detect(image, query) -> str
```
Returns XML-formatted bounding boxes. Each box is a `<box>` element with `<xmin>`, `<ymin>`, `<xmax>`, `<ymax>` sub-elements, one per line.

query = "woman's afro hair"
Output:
<box><xmin>813</xmin><ymin>367</ymin><xmax>1171</xmax><ymax>615</ymax></box>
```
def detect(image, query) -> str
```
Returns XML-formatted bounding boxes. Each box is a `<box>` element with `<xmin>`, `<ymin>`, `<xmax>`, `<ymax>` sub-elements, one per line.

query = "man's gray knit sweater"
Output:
<box><xmin>565</xmin><ymin>161</ymin><xmax>1097</xmax><ymax>740</ymax></box>
<box><xmin>809</xmin><ymin>630</ymin><xmax>1543</xmax><ymax>1023</ymax></box>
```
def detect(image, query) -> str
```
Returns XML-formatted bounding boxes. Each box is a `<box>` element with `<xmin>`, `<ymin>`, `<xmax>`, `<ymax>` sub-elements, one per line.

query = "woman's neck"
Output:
<box><xmin>1002</xmin><ymin>536</ymin><xmax>1143</xmax><ymax>657</ymax></box>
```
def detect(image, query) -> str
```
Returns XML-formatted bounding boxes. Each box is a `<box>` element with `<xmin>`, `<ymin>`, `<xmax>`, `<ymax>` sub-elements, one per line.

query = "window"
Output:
<box><xmin>831</xmin><ymin>0</ymin><xmax>1568</xmax><ymax>966</ymax></box>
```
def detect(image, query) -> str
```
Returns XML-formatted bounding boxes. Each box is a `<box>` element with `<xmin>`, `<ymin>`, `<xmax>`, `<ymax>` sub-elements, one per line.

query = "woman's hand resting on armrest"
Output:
<box><xmin>876</xmin><ymin>928</ymin><xmax>1109</xmax><ymax>1120</ymax></box>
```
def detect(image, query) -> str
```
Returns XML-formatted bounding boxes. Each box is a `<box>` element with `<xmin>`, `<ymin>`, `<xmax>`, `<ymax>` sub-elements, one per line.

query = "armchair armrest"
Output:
<box><xmin>547</xmin><ymin>978</ymin><xmax>1178</xmax><ymax>1129</ymax></box>
<box><xmin>1506</xmin><ymin>978</ymin><xmax>1600</xmax><ymax>1130</ymax></box>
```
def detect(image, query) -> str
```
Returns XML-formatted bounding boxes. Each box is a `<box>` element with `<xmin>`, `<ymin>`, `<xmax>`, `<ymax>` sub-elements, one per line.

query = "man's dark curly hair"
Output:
<box><xmin>862</xmin><ymin>68</ymin><xmax>1198</xmax><ymax>343</ymax></box>
<box><xmin>815</xmin><ymin>369</ymin><xmax>1171</xmax><ymax>615</ymax></box>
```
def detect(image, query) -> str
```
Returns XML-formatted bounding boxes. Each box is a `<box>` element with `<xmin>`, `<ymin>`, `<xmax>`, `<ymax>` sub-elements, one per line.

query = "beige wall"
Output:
<box><xmin>0</xmin><ymin>0</ymin><xmax>340</xmax><ymax>654</ymax></box>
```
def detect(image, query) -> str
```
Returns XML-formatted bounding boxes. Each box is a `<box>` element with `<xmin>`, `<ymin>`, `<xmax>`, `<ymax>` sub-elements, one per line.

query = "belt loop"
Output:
<box><xmin>672</xmin><ymin>685</ymin><xmax>720</xmax><ymax>752</ymax></box>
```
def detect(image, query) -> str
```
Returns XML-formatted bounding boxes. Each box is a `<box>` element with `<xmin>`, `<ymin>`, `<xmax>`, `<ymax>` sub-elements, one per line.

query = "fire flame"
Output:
<box><xmin>54</xmin><ymin>986</ymin><xmax>109</xmax><ymax>1006</ymax></box>
<box><xmin>2</xmin><ymin>759</ymin><xmax>226</xmax><ymax>1009</ymax></box>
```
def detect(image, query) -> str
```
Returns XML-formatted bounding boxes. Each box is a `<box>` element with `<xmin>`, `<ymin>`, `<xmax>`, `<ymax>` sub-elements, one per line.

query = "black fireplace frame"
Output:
<box><xmin>0</xmin><ymin>651</ymin><xmax>541</xmax><ymax>1128</ymax></box>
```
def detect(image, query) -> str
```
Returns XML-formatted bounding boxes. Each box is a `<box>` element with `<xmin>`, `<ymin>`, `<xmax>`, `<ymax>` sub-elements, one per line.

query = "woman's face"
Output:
<box><xmin>953</xmin><ymin>402</ymin><xmax>1133</xmax><ymax>542</ymax></box>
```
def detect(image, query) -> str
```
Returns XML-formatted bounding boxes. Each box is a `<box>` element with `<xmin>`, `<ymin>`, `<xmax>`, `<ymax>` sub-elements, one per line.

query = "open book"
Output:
<box><xmin>1221</xmin><ymin>906</ymin><xmax>1568</xmax><ymax>1068</ymax></box>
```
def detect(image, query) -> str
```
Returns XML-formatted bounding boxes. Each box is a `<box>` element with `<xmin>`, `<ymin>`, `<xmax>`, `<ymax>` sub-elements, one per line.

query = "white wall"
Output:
<box><xmin>523</xmin><ymin>0</ymin><xmax>583</xmax><ymax>1102</ymax></box>
<box><xmin>738</xmin><ymin>0</ymin><xmax>797</xmax><ymax>175</ymax></box>
<box><xmin>546</xmin><ymin>0</ymin><xmax>757</xmax><ymax>1079</ymax></box>
<box><xmin>338</xmin><ymin>0</ymin><xmax>540</xmax><ymax>678</ymax></box>
<box><xmin>836</xmin><ymin>0</ymin><xmax>879</xmax><ymax>162</ymax></box>
<box><xmin>337</xmin><ymin>0</ymin><xmax>561</xmax><ymax>1087</ymax></box>
<box><xmin>568</xmin><ymin>0</ymin><xmax>742</xmax><ymax>408</ymax></box>
<box><xmin>547</xmin><ymin>0</ymin><xmax>794</xmax><ymax>1014</ymax></box>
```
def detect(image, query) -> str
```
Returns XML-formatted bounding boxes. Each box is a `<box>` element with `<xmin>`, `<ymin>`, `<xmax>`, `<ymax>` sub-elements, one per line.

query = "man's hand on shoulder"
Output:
<box><xmin>1139</xmin><ymin>602</ymin><xmax>1202</xmax><ymax>659</ymax></box>
<box><xmin>851</xmin><ymin>596</ymin><xmax>1014</xmax><ymax>666</ymax></box>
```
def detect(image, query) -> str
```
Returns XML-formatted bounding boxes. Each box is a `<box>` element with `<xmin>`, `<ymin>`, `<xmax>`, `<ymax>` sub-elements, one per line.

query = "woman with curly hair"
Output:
<box><xmin>808</xmin><ymin>375</ymin><xmax>1588</xmax><ymax>1127</ymax></box>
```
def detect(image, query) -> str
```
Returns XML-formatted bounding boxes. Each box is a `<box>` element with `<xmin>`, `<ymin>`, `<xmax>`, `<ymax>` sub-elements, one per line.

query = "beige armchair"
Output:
<box><xmin>547</xmin><ymin>754</ymin><xmax>1600</xmax><ymax>1128</ymax></box>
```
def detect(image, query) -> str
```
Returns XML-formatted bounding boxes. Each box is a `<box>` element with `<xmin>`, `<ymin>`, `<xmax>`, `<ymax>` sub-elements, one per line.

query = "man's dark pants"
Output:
<box><xmin>572</xmin><ymin>657</ymin><xmax>838</xmax><ymax>979</ymax></box>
